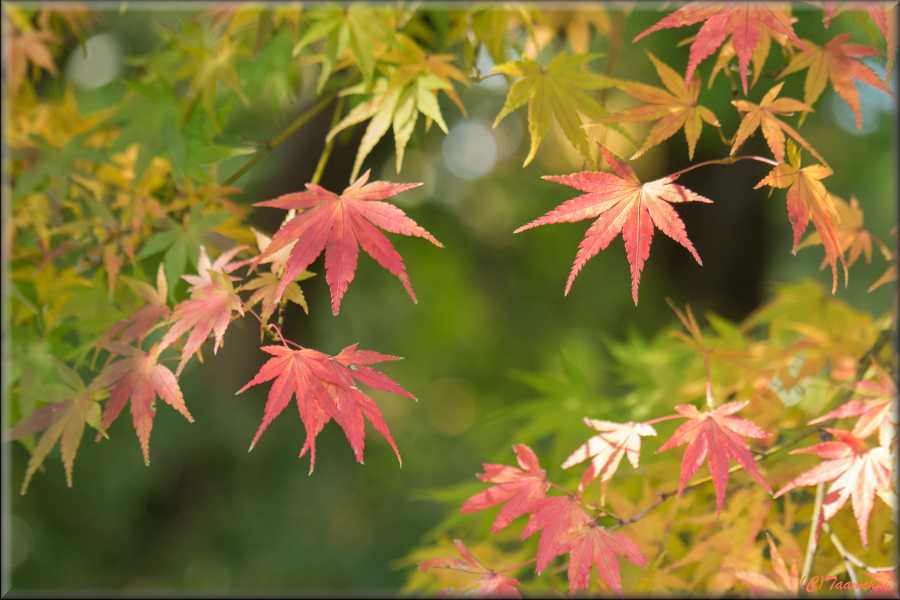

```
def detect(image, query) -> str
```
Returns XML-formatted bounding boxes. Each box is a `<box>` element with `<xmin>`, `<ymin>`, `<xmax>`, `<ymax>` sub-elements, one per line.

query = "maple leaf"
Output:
<box><xmin>236</xmin><ymin>343</ymin><xmax>415</xmax><ymax>473</ymax></box>
<box><xmin>657</xmin><ymin>400</ymin><xmax>772</xmax><ymax>513</ymax></box>
<box><xmin>520</xmin><ymin>496</ymin><xmax>646</xmax><ymax>593</ymax></box>
<box><xmin>8</xmin><ymin>363</ymin><xmax>102</xmax><ymax>493</ymax></box>
<box><xmin>599</xmin><ymin>51</ymin><xmax>720</xmax><ymax>160</ymax></box>
<box><xmin>799</xmin><ymin>195</ymin><xmax>879</xmax><ymax>272</ymax></box>
<box><xmin>492</xmin><ymin>53</ymin><xmax>618</xmax><ymax>166</ymax></box>
<box><xmin>707</xmin><ymin>7</ymin><xmax>795</xmax><ymax>91</ymax></box>
<box><xmin>562</xmin><ymin>419</ymin><xmax>657</xmax><ymax>497</ymax></box>
<box><xmin>808</xmin><ymin>372</ymin><xmax>897</xmax><ymax>446</ymax></box>
<box><xmin>254</xmin><ymin>170</ymin><xmax>442</xmax><ymax>315</ymax></box>
<box><xmin>633</xmin><ymin>2</ymin><xmax>798</xmax><ymax>95</ymax></box>
<box><xmin>292</xmin><ymin>4</ymin><xmax>396</xmax><ymax>91</ymax></box>
<box><xmin>515</xmin><ymin>145</ymin><xmax>713</xmax><ymax>304</ymax></box>
<box><xmin>823</xmin><ymin>1</ymin><xmax>897</xmax><ymax>74</ymax></box>
<box><xmin>95</xmin><ymin>344</ymin><xmax>193</xmax><ymax>465</ymax></box>
<box><xmin>100</xmin><ymin>263</ymin><xmax>170</xmax><ymax>349</ymax></box>
<box><xmin>754</xmin><ymin>151</ymin><xmax>847</xmax><ymax>293</ymax></box>
<box><xmin>731</xmin><ymin>82</ymin><xmax>825</xmax><ymax>166</ymax></box>
<box><xmin>733</xmin><ymin>532</ymin><xmax>800</xmax><ymax>595</ymax></box>
<box><xmin>461</xmin><ymin>444</ymin><xmax>550</xmax><ymax>533</ymax></box>
<box><xmin>157</xmin><ymin>246</ymin><xmax>245</xmax><ymax>376</ymax></box>
<box><xmin>327</xmin><ymin>34</ymin><xmax>467</xmax><ymax>180</ymax></box>
<box><xmin>525</xmin><ymin>8</ymin><xmax>613</xmax><ymax>56</ymax></box>
<box><xmin>240</xmin><ymin>227</ymin><xmax>313</xmax><ymax>333</ymax></box>
<box><xmin>775</xmin><ymin>429</ymin><xmax>894</xmax><ymax>546</ymax></box>
<box><xmin>4</xmin><ymin>27</ymin><xmax>58</xmax><ymax>94</ymax></box>
<box><xmin>778</xmin><ymin>34</ymin><xmax>892</xmax><ymax>129</ymax></box>
<box><xmin>418</xmin><ymin>539</ymin><xmax>522</xmax><ymax>598</ymax></box>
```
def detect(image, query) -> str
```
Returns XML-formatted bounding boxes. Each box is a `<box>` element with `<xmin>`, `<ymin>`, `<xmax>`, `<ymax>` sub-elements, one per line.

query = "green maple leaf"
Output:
<box><xmin>492</xmin><ymin>53</ymin><xmax>618</xmax><ymax>167</ymax></box>
<box><xmin>327</xmin><ymin>35</ymin><xmax>467</xmax><ymax>181</ymax></box>
<box><xmin>103</xmin><ymin>82</ymin><xmax>240</xmax><ymax>183</ymax></box>
<box><xmin>137</xmin><ymin>204</ymin><xmax>229</xmax><ymax>297</ymax></box>
<box><xmin>293</xmin><ymin>4</ymin><xmax>397</xmax><ymax>92</ymax></box>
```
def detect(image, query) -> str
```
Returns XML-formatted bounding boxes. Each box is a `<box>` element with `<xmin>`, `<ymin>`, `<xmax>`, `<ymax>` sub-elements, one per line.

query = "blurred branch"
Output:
<box><xmin>223</xmin><ymin>92</ymin><xmax>337</xmax><ymax>186</ymax></box>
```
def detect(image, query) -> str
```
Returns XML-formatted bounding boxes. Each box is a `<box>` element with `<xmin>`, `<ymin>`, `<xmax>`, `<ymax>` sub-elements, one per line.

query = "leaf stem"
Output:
<box><xmin>668</xmin><ymin>155</ymin><xmax>779</xmax><ymax>180</ymax></box>
<box><xmin>223</xmin><ymin>92</ymin><xmax>336</xmax><ymax>186</ymax></box>
<box><xmin>311</xmin><ymin>96</ymin><xmax>345</xmax><ymax>185</ymax></box>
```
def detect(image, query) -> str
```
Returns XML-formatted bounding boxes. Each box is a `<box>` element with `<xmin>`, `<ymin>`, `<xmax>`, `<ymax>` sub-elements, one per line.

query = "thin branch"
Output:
<box><xmin>801</xmin><ymin>482</ymin><xmax>825</xmax><ymax>582</ymax></box>
<box><xmin>825</xmin><ymin>522</ymin><xmax>862</xmax><ymax>599</ymax></box>
<box><xmin>311</xmin><ymin>96</ymin><xmax>345</xmax><ymax>185</ymax></box>
<box><xmin>668</xmin><ymin>154</ymin><xmax>779</xmax><ymax>180</ymax></box>
<box><xmin>223</xmin><ymin>92</ymin><xmax>336</xmax><ymax>186</ymax></box>
<box><xmin>823</xmin><ymin>522</ymin><xmax>896</xmax><ymax>574</ymax></box>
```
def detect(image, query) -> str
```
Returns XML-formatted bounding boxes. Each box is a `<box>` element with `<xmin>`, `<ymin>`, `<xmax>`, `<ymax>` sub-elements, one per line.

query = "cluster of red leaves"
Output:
<box><xmin>237</xmin><ymin>343</ymin><xmax>415</xmax><ymax>473</ymax></box>
<box><xmin>455</xmin><ymin>444</ymin><xmax>647</xmax><ymax>594</ymax></box>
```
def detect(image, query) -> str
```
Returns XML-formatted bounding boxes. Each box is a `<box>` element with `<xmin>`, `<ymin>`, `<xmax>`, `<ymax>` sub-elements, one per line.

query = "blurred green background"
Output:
<box><xmin>7</xmin><ymin>4</ymin><xmax>896</xmax><ymax>594</ymax></box>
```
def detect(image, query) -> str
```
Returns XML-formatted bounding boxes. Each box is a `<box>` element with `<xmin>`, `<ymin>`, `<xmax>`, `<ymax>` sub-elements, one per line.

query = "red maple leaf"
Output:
<box><xmin>95</xmin><ymin>344</ymin><xmax>193</xmax><ymax>465</ymax></box>
<box><xmin>418</xmin><ymin>539</ymin><xmax>522</xmax><ymax>598</ymax></box>
<box><xmin>520</xmin><ymin>496</ymin><xmax>646</xmax><ymax>593</ymax></box>
<box><xmin>562</xmin><ymin>419</ymin><xmax>657</xmax><ymax>496</ymax></box>
<box><xmin>823</xmin><ymin>1</ymin><xmax>896</xmax><ymax>73</ymax></box>
<box><xmin>774</xmin><ymin>429</ymin><xmax>894</xmax><ymax>546</ymax></box>
<box><xmin>461</xmin><ymin>444</ymin><xmax>550</xmax><ymax>533</ymax></box>
<box><xmin>254</xmin><ymin>169</ymin><xmax>443</xmax><ymax>315</ymax></box>
<box><xmin>515</xmin><ymin>145</ymin><xmax>713</xmax><ymax>305</ymax></box>
<box><xmin>633</xmin><ymin>2</ymin><xmax>798</xmax><ymax>94</ymax></box>
<box><xmin>236</xmin><ymin>342</ymin><xmax>415</xmax><ymax>473</ymax></box>
<box><xmin>157</xmin><ymin>246</ymin><xmax>246</xmax><ymax>375</ymax></box>
<box><xmin>657</xmin><ymin>400</ymin><xmax>772</xmax><ymax>513</ymax></box>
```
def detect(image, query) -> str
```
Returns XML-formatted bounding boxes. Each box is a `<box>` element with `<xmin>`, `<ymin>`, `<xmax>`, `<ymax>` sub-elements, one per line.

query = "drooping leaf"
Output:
<box><xmin>254</xmin><ymin>170</ymin><xmax>442</xmax><ymax>315</ymax></box>
<box><xmin>418</xmin><ymin>539</ymin><xmax>522</xmax><ymax>598</ymax></box>
<box><xmin>95</xmin><ymin>344</ymin><xmax>193</xmax><ymax>465</ymax></box>
<box><xmin>774</xmin><ymin>429</ymin><xmax>894</xmax><ymax>546</ymax></box>
<box><xmin>657</xmin><ymin>400</ymin><xmax>772</xmax><ymax>514</ymax></box>
<box><xmin>492</xmin><ymin>53</ymin><xmax>618</xmax><ymax>166</ymax></box>
<box><xmin>156</xmin><ymin>246</ymin><xmax>246</xmax><ymax>376</ymax></box>
<box><xmin>10</xmin><ymin>363</ymin><xmax>101</xmax><ymax>493</ymax></box>
<box><xmin>599</xmin><ymin>51</ymin><xmax>720</xmax><ymax>160</ymax></box>
<box><xmin>799</xmin><ymin>195</ymin><xmax>879</xmax><ymax>272</ymax></box>
<box><xmin>823</xmin><ymin>1</ymin><xmax>897</xmax><ymax>74</ymax></box>
<box><xmin>236</xmin><ymin>343</ymin><xmax>415</xmax><ymax>473</ymax></box>
<box><xmin>461</xmin><ymin>444</ymin><xmax>549</xmax><ymax>533</ymax></box>
<box><xmin>778</xmin><ymin>34</ymin><xmax>892</xmax><ymax>129</ymax></box>
<box><xmin>515</xmin><ymin>145</ymin><xmax>713</xmax><ymax>304</ymax></box>
<box><xmin>562</xmin><ymin>419</ymin><xmax>657</xmax><ymax>497</ymax></box>
<box><xmin>730</xmin><ymin>82</ymin><xmax>825</xmax><ymax>165</ymax></box>
<box><xmin>754</xmin><ymin>153</ymin><xmax>846</xmax><ymax>293</ymax></box>
<box><xmin>633</xmin><ymin>2</ymin><xmax>798</xmax><ymax>94</ymax></box>
<box><xmin>326</xmin><ymin>34</ymin><xmax>467</xmax><ymax>180</ymax></box>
